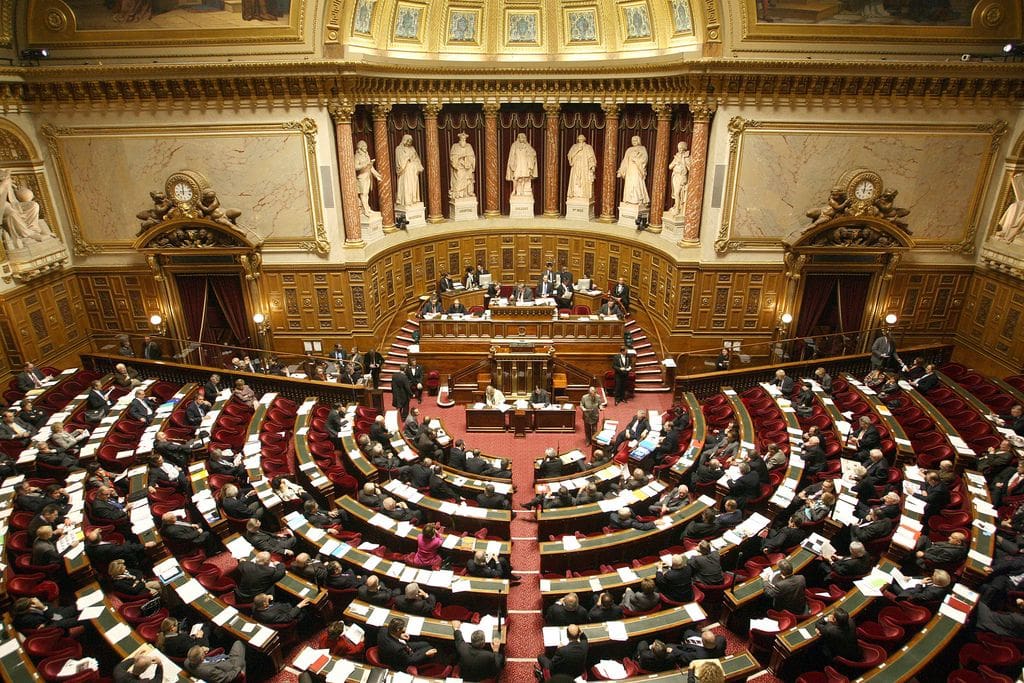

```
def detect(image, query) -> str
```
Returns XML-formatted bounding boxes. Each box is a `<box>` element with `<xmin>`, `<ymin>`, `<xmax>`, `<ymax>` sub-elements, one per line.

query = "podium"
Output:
<box><xmin>490</xmin><ymin>345</ymin><xmax>554</xmax><ymax>397</ymax></box>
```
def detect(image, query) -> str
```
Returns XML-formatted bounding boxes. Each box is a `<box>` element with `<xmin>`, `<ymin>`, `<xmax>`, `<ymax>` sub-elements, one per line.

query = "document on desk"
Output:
<box><xmin>606</xmin><ymin>621</ymin><xmax>628</xmax><ymax>641</ymax></box>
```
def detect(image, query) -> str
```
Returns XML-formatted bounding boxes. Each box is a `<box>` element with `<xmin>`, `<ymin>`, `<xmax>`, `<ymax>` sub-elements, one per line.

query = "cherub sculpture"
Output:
<box><xmin>874</xmin><ymin>189</ymin><xmax>911</xmax><ymax>233</ymax></box>
<box><xmin>136</xmin><ymin>191</ymin><xmax>173</xmax><ymax>233</ymax></box>
<box><xmin>806</xmin><ymin>187</ymin><xmax>849</xmax><ymax>226</ymax></box>
<box><xmin>198</xmin><ymin>190</ymin><xmax>242</xmax><ymax>227</ymax></box>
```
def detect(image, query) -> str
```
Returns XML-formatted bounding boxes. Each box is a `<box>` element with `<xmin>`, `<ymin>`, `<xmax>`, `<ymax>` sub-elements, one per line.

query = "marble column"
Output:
<box><xmin>683</xmin><ymin>104</ymin><xmax>713</xmax><ymax>243</ymax></box>
<box><xmin>371</xmin><ymin>103</ymin><xmax>396</xmax><ymax>233</ymax></box>
<box><xmin>329</xmin><ymin>102</ymin><xmax>364</xmax><ymax>247</ymax></box>
<box><xmin>483</xmin><ymin>102</ymin><xmax>501</xmax><ymax>217</ymax></box>
<box><xmin>424</xmin><ymin>103</ymin><xmax>444</xmax><ymax>223</ymax></box>
<box><xmin>598</xmin><ymin>103</ymin><xmax>620</xmax><ymax>223</ymax></box>
<box><xmin>543</xmin><ymin>102</ymin><xmax>561</xmax><ymax>217</ymax></box>
<box><xmin>647</xmin><ymin>104</ymin><xmax>672</xmax><ymax>234</ymax></box>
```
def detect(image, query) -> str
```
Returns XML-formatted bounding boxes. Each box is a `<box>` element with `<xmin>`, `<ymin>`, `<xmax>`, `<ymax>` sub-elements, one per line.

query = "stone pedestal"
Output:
<box><xmin>663</xmin><ymin>212</ymin><xmax>685</xmax><ymax>234</ymax></box>
<box><xmin>5</xmin><ymin>235</ymin><xmax>69</xmax><ymax>283</ymax></box>
<box><xmin>396</xmin><ymin>202</ymin><xmax>426</xmax><ymax>228</ymax></box>
<box><xmin>509</xmin><ymin>196</ymin><xmax>535</xmax><ymax>219</ymax></box>
<box><xmin>565</xmin><ymin>198</ymin><xmax>595</xmax><ymax>221</ymax></box>
<box><xmin>450</xmin><ymin>197</ymin><xmax>479</xmax><ymax>221</ymax></box>
<box><xmin>617</xmin><ymin>202</ymin><xmax>646</xmax><ymax>228</ymax></box>
<box><xmin>360</xmin><ymin>211</ymin><xmax>383</xmax><ymax>233</ymax></box>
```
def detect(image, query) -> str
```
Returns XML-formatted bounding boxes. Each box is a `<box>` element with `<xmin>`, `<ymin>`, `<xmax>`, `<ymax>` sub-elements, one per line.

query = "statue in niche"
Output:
<box><xmin>198</xmin><ymin>190</ymin><xmax>242</xmax><ymax>228</ymax></box>
<box><xmin>994</xmin><ymin>173</ymin><xmax>1024</xmax><ymax>244</ymax></box>
<box><xmin>506</xmin><ymin>133</ymin><xmax>538</xmax><ymax>197</ymax></box>
<box><xmin>617</xmin><ymin>135</ymin><xmax>649</xmax><ymax>207</ymax></box>
<box><xmin>668</xmin><ymin>141</ymin><xmax>691</xmax><ymax>217</ymax></box>
<box><xmin>353</xmin><ymin>140</ymin><xmax>382</xmax><ymax>216</ymax></box>
<box><xmin>806</xmin><ymin>187</ymin><xmax>850</xmax><ymax>227</ymax></box>
<box><xmin>566</xmin><ymin>134</ymin><xmax>596</xmax><ymax>201</ymax></box>
<box><xmin>449</xmin><ymin>132</ymin><xmax>476</xmax><ymax>199</ymax></box>
<box><xmin>0</xmin><ymin>170</ymin><xmax>56</xmax><ymax>250</ymax></box>
<box><xmin>394</xmin><ymin>134</ymin><xmax>423</xmax><ymax>208</ymax></box>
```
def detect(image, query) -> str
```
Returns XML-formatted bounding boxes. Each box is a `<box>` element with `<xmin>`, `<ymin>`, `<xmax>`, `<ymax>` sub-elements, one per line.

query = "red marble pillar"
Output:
<box><xmin>599</xmin><ymin>103</ymin><xmax>620</xmax><ymax>223</ymax></box>
<box><xmin>543</xmin><ymin>102</ymin><xmax>561</xmax><ymax>217</ymax></box>
<box><xmin>483</xmin><ymin>102</ymin><xmax>501</xmax><ymax>217</ymax></box>
<box><xmin>683</xmin><ymin>104</ymin><xmax>713</xmax><ymax>243</ymax></box>
<box><xmin>647</xmin><ymin>104</ymin><xmax>672</xmax><ymax>234</ymax></box>
<box><xmin>329</xmin><ymin>102</ymin><xmax>363</xmax><ymax>247</ymax></box>
<box><xmin>424</xmin><ymin>103</ymin><xmax>444</xmax><ymax>223</ymax></box>
<box><xmin>371</xmin><ymin>103</ymin><xmax>396</xmax><ymax>233</ymax></box>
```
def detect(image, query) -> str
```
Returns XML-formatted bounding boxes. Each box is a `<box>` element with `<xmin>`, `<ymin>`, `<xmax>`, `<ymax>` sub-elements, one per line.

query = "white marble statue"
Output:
<box><xmin>506</xmin><ymin>133</ymin><xmax>538</xmax><ymax>197</ymax></box>
<box><xmin>566</xmin><ymin>134</ymin><xmax>597</xmax><ymax>201</ymax></box>
<box><xmin>995</xmin><ymin>173</ymin><xmax>1024</xmax><ymax>244</ymax></box>
<box><xmin>449</xmin><ymin>132</ymin><xmax>476</xmax><ymax>199</ymax></box>
<box><xmin>668</xmin><ymin>141</ymin><xmax>691</xmax><ymax>217</ymax></box>
<box><xmin>354</xmin><ymin>140</ymin><xmax>382</xmax><ymax>217</ymax></box>
<box><xmin>0</xmin><ymin>170</ymin><xmax>53</xmax><ymax>250</ymax></box>
<box><xmin>617</xmin><ymin>135</ymin><xmax>649</xmax><ymax>206</ymax></box>
<box><xmin>394</xmin><ymin>134</ymin><xmax>423</xmax><ymax>208</ymax></box>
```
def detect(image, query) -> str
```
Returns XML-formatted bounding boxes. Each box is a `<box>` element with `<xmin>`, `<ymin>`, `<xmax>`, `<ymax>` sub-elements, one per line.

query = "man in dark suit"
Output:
<box><xmin>512</xmin><ymin>283</ymin><xmax>534</xmax><ymax>303</ymax></box>
<box><xmin>467</xmin><ymin>550</ymin><xmax>512</xmax><ymax>579</ymax></box>
<box><xmin>28</xmin><ymin>505</ymin><xmax>64</xmax><ymax>540</ymax></box>
<box><xmin>159</xmin><ymin>512</ymin><xmax>216</xmax><ymax>554</ymax></box>
<box><xmin>850</xmin><ymin>507</ymin><xmax>894</xmax><ymax>545</ymax></box>
<box><xmin>820</xmin><ymin>541</ymin><xmax>874</xmax><ymax>584</ymax></box>
<box><xmin>86</xmin><ymin>381</ymin><xmax>113</xmax><ymax>413</ymax></box>
<box><xmin>911</xmin><ymin>363</ymin><xmax>939</xmax><ymax>394</ymax></box>
<box><xmin>476</xmin><ymin>484</ymin><xmax>509</xmax><ymax>510</ymax></box>
<box><xmin>393</xmin><ymin>583</ymin><xmax>436</xmax><ymax>616</ymax></box>
<box><xmin>377</xmin><ymin>617</ymin><xmax>437</xmax><ymax>670</ymax></box>
<box><xmin>611</xmin><ymin>347</ymin><xmax>633</xmax><ymax>405</ymax></box>
<box><xmin>207</xmin><ymin>449</ymin><xmax>247</xmax><ymax>481</ymax></box>
<box><xmin>762</xmin><ymin>517</ymin><xmax>809</xmax><ymax>554</ymax></box>
<box><xmin>609</xmin><ymin>507</ymin><xmax>655</xmax><ymax>531</ymax></box>
<box><xmin>870</xmin><ymin>331</ymin><xmax>899</xmax><ymax>370</ymax></box>
<box><xmin>537</xmin><ymin>624</ymin><xmax>588</xmax><ymax>679</ymax></box>
<box><xmin>917</xmin><ymin>470</ymin><xmax>950</xmax><ymax>520</ymax></box>
<box><xmin>979</xmin><ymin>440</ymin><xmax>1016</xmax><ymax>486</ymax></box>
<box><xmin>405</xmin><ymin>359</ymin><xmax>425</xmax><ymax>402</ymax></box>
<box><xmin>863</xmin><ymin>449</ymin><xmax>890</xmax><ymax>485</ymax></box>
<box><xmin>537</xmin><ymin>449</ymin><xmax>563</xmax><ymax>478</ymax></box>
<box><xmin>529</xmin><ymin>385</ymin><xmax>550</xmax><ymax>406</ymax></box>
<box><xmin>244</xmin><ymin>519</ymin><xmax>296</xmax><ymax>556</ymax></box>
<box><xmin>544</xmin><ymin>593</ymin><xmax>588</xmax><ymax>626</ymax></box>
<box><xmin>655</xmin><ymin>554</ymin><xmax>694</xmax><ymax>602</ymax></box>
<box><xmin>587</xmin><ymin>592</ymin><xmax>624</xmax><ymax>622</ymax></box>
<box><xmin>770</xmin><ymin>369</ymin><xmax>794</xmax><ymax>395</ymax></box>
<box><xmin>16</xmin><ymin>362</ymin><xmax>48</xmax><ymax>392</ymax></box>
<box><xmin>614</xmin><ymin>409</ymin><xmax>649</xmax><ymax>447</ymax></box>
<box><xmin>452</xmin><ymin>622</ymin><xmax>504</xmax><ymax>681</ymax></box>
<box><xmin>649</xmin><ymin>426</ymin><xmax>682</xmax><ymax>465</ymax></box>
<box><xmin>0</xmin><ymin>410</ymin><xmax>34</xmax><ymax>441</ymax></box>
<box><xmin>325</xmin><ymin>402</ymin><xmax>346</xmax><ymax>447</ymax></box>
<box><xmin>114</xmin><ymin>652</ymin><xmax>164</xmax><ymax>683</ymax></box>
<box><xmin>127</xmin><ymin>389</ymin><xmax>155</xmax><ymax>423</ymax></box>
<box><xmin>202</xmin><ymin>374</ymin><xmax>223</xmax><ymax>401</ymax></box>
<box><xmin>996</xmin><ymin>404</ymin><xmax>1024</xmax><ymax>436</ymax></box>
<box><xmin>612</xmin><ymin>277</ymin><xmax>630</xmax><ymax>313</ymax></box>
<box><xmin>635</xmin><ymin>640</ymin><xmax>682</xmax><ymax>672</ymax></box>
<box><xmin>154</xmin><ymin>432</ymin><xmax>191</xmax><ymax>467</ymax></box>
<box><xmin>976</xmin><ymin>600</ymin><xmax>1024</xmax><ymax>637</ymax></box>
<box><xmin>253</xmin><ymin>593</ymin><xmax>308</xmax><ymax>624</ymax></box>
<box><xmin>221</xmin><ymin>484</ymin><xmax>266</xmax><ymax>522</ymax></box>
<box><xmin>715</xmin><ymin>498</ymin><xmax>744</xmax><ymax>529</ymax></box>
<box><xmin>676</xmin><ymin>628</ymin><xmax>727</xmax><ymax>665</ymax></box>
<box><xmin>403</xmin><ymin>407</ymin><xmax>422</xmax><ymax>440</ymax></box>
<box><xmin>538</xmin><ymin>262</ymin><xmax>557</xmax><ymax>294</ymax></box>
<box><xmin>558</xmin><ymin>264</ymin><xmax>574</xmax><ymax>287</ymax></box>
<box><xmin>184</xmin><ymin>641</ymin><xmax>246</xmax><ymax>683</ymax></box>
<box><xmin>391</xmin><ymin>368</ymin><xmax>413</xmax><ymax>421</ymax></box>
<box><xmin>915</xmin><ymin>531</ymin><xmax>969</xmax><ymax>568</ymax></box>
<box><xmin>185</xmin><ymin>396</ymin><xmax>211</xmax><ymax>426</ymax></box>
<box><xmin>850</xmin><ymin>416</ymin><xmax>881</xmax><ymax>461</ymax></box>
<box><xmin>235</xmin><ymin>551</ymin><xmax>286</xmax><ymax>602</ymax></box>
<box><xmin>765</xmin><ymin>559</ymin><xmax>807</xmax><ymax>613</ymax></box>
<box><xmin>143</xmin><ymin>336</ymin><xmax>162</xmax><ymax>360</ymax></box>
<box><xmin>437</xmin><ymin>273</ymin><xmax>454</xmax><ymax>293</ymax></box>
<box><xmin>358</xmin><ymin>575</ymin><xmax>398</xmax><ymax>606</ymax></box>
<box><xmin>31</xmin><ymin>526</ymin><xmax>61</xmax><ymax>566</ymax></box>
<box><xmin>554</xmin><ymin>279</ymin><xmax>573</xmax><ymax>309</ymax></box>
<box><xmin>892</xmin><ymin>568</ymin><xmax>951</xmax><ymax>603</ymax></box>
<box><xmin>89</xmin><ymin>486</ymin><xmax>130</xmax><ymax>532</ymax></box>
<box><xmin>363</xmin><ymin>348</ymin><xmax>384</xmax><ymax>389</ymax></box>
<box><xmin>689</xmin><ymin>541</ymin><xmax>724</xmax><ymax>584</ymax></box>
<box><xmin>727</xmin><ymin>462</ymin><xmax>761</xmax><ymax>508</ymax></box>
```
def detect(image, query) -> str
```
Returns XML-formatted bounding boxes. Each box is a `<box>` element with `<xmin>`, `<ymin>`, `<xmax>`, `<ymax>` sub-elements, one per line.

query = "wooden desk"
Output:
<box><xmin>465</xmin><ymin>407</ymin><xmax>509</xmax><ymax>432</ymax></box>
<box><xmin>537</xmin><ymin>480</ymin><xmax>667</xmax><ymax>536</ymax></box>
<box><xmin>841</xmin><ymin>376</ymin><xmax>915</xmax><ymax>464</ymax></box>
<box><xmin>344</xmin><ymin>600</ymin><xmax>507</xmax><ymax>643</ymax></box>
<box><xmin>669</xmin><ymin>392</ymin><xmax>706</xmax><ymax>482</ymax></box>
<box><xmin>440</xmin><ymin>288</ymin><xmax>486</xmax><ymax>311</ymax></box>
<box><xmin>544</xmin><ymin>603</ymin><xmax>707</xmax><ymax>653</ymax></box>
<box><xmin>722</xmin><ymin>546</ymin><xmax>817</xmax><ymax>631</ymax></box>
<box><xmin>293</xmin><ymin>398</ymin><xmax>334</xmax><ymax>499</ymax></box>
<box><xmin>962</xmin><ymin>470</ymin><xmax>996</xmax><ymax>586</ymax></box>
<box><xmin>722</xmin><ymin>387</ymin><xmax>756</xmax><ymax>454</ymax></box>
<box><xmin>417</xmin><ymin>316</ymin><xmax>624</xmax><ymax>354</ymax></box>
<box><xmin>380</xmin><ymin>479</ymin><xmax>511</xmax><ymax>535</ymax></box>
<box><xmin>465</xmin><ymin>406</ymin><xmax>575</xmax><ymax>433</ymax></box>
<box><xmin>0</xmin><ymin>619</ymin><xmax>42</xmax><ymax>682</ymax></box>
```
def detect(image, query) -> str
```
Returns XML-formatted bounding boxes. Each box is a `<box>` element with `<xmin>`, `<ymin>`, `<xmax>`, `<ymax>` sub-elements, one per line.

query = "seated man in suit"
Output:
<box><xmin>762</xmin><ymin>516</ymin><xmax>811</xmax><ymax>555</ymax></box>
<box><xmin>127</xmin><ymin>389</ymin><xmax>156</xmax><ymax>423</ymax></box>
<box><xmin>115</xmin><ymin>651</ymin><xmax>164</xmax><ymax>683</ymax></box>
<box><xmin>994</xmin><ymin>404</ymin><xmax>1024</xmax><ymax>437</ymax></box>
<box><xmin>765</xmin><ymin>559</ymin><xmax>807</xmax><ymax>614</ymax></box>
<box><xmin>727</xmin><ymin>462</ymin><xmax>761</xmax><ymax>509</ymax></box>
<box><xmin>993</xmin><ymin>462</ymin><xmax>1024</xmax><ymax>508</ymax></box>
<box><xmin>89</xmin><ymin>486</ymin><xmax>131</xmax><ymax>533</ymax></box>
<box><xmin>598</xmin><ymin>298</ymin><xmax>623</xmax><ymax>317</ymax></box>
<box><xmin>380</xmin><ymin>496</ymin><xmax>424</xmax><ymax>525</ymax></box>
<box><xmin>85</xmin><ymin>380</ymin><xmax>113</xmax><ymax>416</ymax></box>
<box><xmin>621</xmin><ymin>578</ymin><xmax>662</xmax><ymax>612</ymax></box>
<box><xmin>911</xmin><ymin>363</ymin><xmax>939</xmax><ymax>394</ymax></box>
<box><xmin>690</xmin><ymin>541</ymin><xmax>725</xmax><ymax>585</ymax></box>
<box><xmin>545</xmin><ymin>592</ymin><xmax>588</xmax><ymax>626</ymax></box>
<box><xmin>888</xmin><ymin>568</ymin><xmax>952</xmax><ymax>604</ymax></box>
<box><xmin>849</xmin><ymin>416</ymin><xmax>882</xmax><ymax>461</ymax></box>
<box><xmin>184</xmin><ymin>641</ymin><xmax>246</xmax><ymax>683</ymax></box>
<box><xmin>476</xmin><ymin>484</ymin><xmax>510</xmax><ymax>510</ymax></box>
<box><xmin>978</xmin><ymin>439</ymin><xmax>1016</xmax><ymax>486</ymax></box>
<box><xmin>244</xmin><ymin>519</ymin><xmax>296</xmax><ymax>557</ymax></box>
<box><xmin>252</xmin><ymin>592</ymin><xmax>309</xmax><ymax>625</ymax></box>
<box><xmin>392</xmin><ymin>582</ymin><xmax>436</xmax><ymax>616</ymax></box>
<box><xmin>159</xmin><ymin>512</ymin><xmax>216</xmax><ymax>554</ymax></box>
<box><xmin>235</xmin><ymin>551</ymin><xmax>286</xmax><ymax>602</ymax></box>
<box><xmin>913</xmin><ymin>530</ymin><xmax>969</xmax><ymax>569</ymax></box>
<box><xmin>819</xmin><ymin>541</ymin><xmax>874</xmax><ymax>585</ymax></box>
<box><xmin>554</xmin><ymin>279</ymin><xmax>573</xmax><ymax>309</ymax></box>
<box><xmin>676</xmin><ymin>628</ymin><xmax>727</xmax><ymax>665</ymax></box>
<box><xmin>655</xmin><ymin>554</ymin><xmax>694</xmax><ymax>602</ymax></box>
<box><xmin>31</xmin><ymin>526</ymin><xmax>61</xmax><ymax>566</ymax></box>
<box><xmin>35</xmin><ymin>441</ymin><xmax>77</xmax><ymax>470</ymax></box>
<box><xmin>850</xmin><ymin>507</ymin><xmax>894</xmax><ymax>545</ymax></box>
<box><xmin>403</xmin><ymin>407</ymin><xmax>422</xmax><ymax>440</ymax></box>
<box><xmin>863</xmin><ymin>448</ymin><xmax>890</xmax><ymax>485</ymax></box>
<box><xmin>635</xmin><ymin>639</ymin><xmax>683</xmax><ymax>672</ymax></box>
<box><xmin>529</xmin><ymin>385</ymin><xmax>550</xmax><ymax>406</ymax></box>
<box><xmin>358</xmin><ymin>575</ymin><xmax>398</xmax><ymax>606</ymax></box>
<box><xmin>609</xmin><ymin>507</ymin><xmax>655</xmax><ymax>531</ymax></box>
<box><xmin>916</xmin><ymin>470</ymin><xmax>951</xmax><ymax>520</ymax></box>
<box><xmin>16</xmin><ymin>362</ymin><xmax>48</xmax><ymax>392</ymax></box>
<box><xmin>378</xmin><ymin>617</ymin><xmax>438</xmax><ymax>670</ymax></box>
<box><xmin>613</xmin><ymin>409</ymin><xmax>649</xmax><ymax>448</ymax></box>
<box><xmin>451</xmin><ymin>621</ymin><xmax>504</xmax><ymax>682</ymax></box>
<box><xmin>207</xmin><ymin>448</ymin><xmax>247</xmax><ymax>482</ymax></box>
<box><xmin>447</xmin><ymin>298</ymin><xmax>468</xmax><ymax>315</ymax></box>
<box><xmin>146</xmin><ymin>453</ymin><xmax>186</xmax><ymax>492</ymax></box>
<box><xmin>770</xmin><ymin>369</ymin><xmax>795</xmax><ymax>395</ymax></box>
<box><xmin>0</xmin><ymin>410</ymin><xmax>35</xmax><ymax>441</ymax></box>
<box><xmin>715</xmin><ymin>498</ymin><xmax>744</xmax><ymax>530</ymax></box>
<box><xmin>537</xmin><ymin>624</ymin><xmax>588</xmax><ymax>679</ymax></box>
<box><xmin>185</xmin><ymin>396</ymin><xmax>211</xmax><ymax>426</ymax></box>
<box><xmin>467</xmin><ymin>550</ymin><xmax>513</xmax><ymax>580</ymax></box>
<box><xmin>325</xmin><ymin>402</ymin><xmax>347</xmax><ymax>447</ymax></box>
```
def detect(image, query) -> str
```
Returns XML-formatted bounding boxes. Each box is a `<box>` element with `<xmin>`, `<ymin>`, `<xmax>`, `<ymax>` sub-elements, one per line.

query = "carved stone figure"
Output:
<box><xmin>873</xmin><ymin>189</ymin><xmax>911</xmax><ymax>233</ymax></box>
<box><xmin>566</xmin><ymin>134</ymin><xmax>597</xmax><ymax>201</ymax></box>
<box><xmin>394</xmin><ymin>134</ymin><xmax>423</xmax><ymax>208</ymax></box>
<box><xmin>668</xmin><ymin>141</ymin><xmax>691</xmax><ymax>217</ymax></box>
<box><xmin>354</xmin><ymin>140</ymin><xmax>383</xmax><ymax>216</ymax></box>
<box><xmin>151</xmin><ymin>227</ymin><xmax>238</xmax><ymax>249</ymax></box>
<box><xmin>198</xmin><ymin>190</ymin><xmax>242</xmax><ymax>228</ymax></box>
<box><xmin>0</xmin><ymin>171</ymin><xmax>54</xmax><ymax>250</ymax></box>
<box><xmin>449</xmin><ymin>132</ymin><xmax>476</xmax><ymax>199</ymax></box>
<box><xmin>617</xmin><ymin>135</ymin><xmax>649</xmax><ymax>206</ymax></box>
<box><xmin>995</xmin><ymin>173</ymin><xmax>1024</xmax><ymax>244</ymax></box>
<box><xmin>806</xmin><ymin>187</ymin><xmax>850</xmax><ymax>227</ymax></box>
<box><xmin>811</xmin><ymin>224</ymin><xmax>895</xmax><ymax>248</ymax></box>
<box><xmin>506</xmin><ymin>133</ymin><xmax>538</xmax><ymax>197</ymax></box>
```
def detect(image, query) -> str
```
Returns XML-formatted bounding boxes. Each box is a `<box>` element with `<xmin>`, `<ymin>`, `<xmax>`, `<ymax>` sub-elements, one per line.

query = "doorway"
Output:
<box><xmin>795</xmin><ymin>272</ymin><xmax>873</xmax><ymax>359</ymax></box>
<box><xmin>173</xmin><ymin>273</ymin><xmax>252</xmax><ymax>367</ymax></box>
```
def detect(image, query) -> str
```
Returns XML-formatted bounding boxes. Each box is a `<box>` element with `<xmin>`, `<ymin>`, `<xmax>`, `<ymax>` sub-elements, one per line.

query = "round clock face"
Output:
<box><xmin>854</xmin><ymin>179</ymin><xmax>877</xmax><ymax>201</ymax></box>
<box><xmin>173</xmin><ymin>181</ymin><xmax>194</xmax><ymax>203</ymax></box>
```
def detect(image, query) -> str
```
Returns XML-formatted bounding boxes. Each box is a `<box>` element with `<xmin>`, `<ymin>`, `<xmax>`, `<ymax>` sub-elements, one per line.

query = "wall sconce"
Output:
<box><xmin>253</xmin><ymin>312</ymin><xmax>270</xmax><ymax>335</ymax></box>
<box><xmin>884</xmin><ymin>313</ymin><xmax>898</xmax><ymax>326</ymax></box>
<box><xmin>149</xmin><ymin>314</ymin><xmax>166</xmax><ymax>336</ymax></box>
<box><xmin>780</xmin><ymin>313</ymin><xmax>793</xmax><ymax>326</ymax></box>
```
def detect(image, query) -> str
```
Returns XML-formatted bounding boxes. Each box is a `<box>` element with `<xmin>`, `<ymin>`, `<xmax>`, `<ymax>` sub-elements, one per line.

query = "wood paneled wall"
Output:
<box><xmin>885</xmin><ymin>268</ymin><xmax>973</xmax><ymax>345</ymax></box>
<box><xmin>0</xmin><ymin>271</ymin><xmax>90</xmax><ymax>372</ymax></box>
<box><xmin>956</xmin><ymin>268</ymin><xmax>1024</xmax><ymax>375</ymax></box>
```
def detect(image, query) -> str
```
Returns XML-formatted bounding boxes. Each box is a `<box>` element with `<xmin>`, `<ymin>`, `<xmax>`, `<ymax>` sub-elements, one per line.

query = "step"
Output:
<box><xmin>636</xmin><ymin>386</ymin><xmax>671</xmax><ymax>393</ymax></box>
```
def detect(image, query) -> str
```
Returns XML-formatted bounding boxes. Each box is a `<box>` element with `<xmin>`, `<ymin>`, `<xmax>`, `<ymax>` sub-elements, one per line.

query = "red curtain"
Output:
<box><xmin>558</xmin><ymin>105</ymin><xmax>604</xmax><ymax>217</ymax></box>
<box><xmin>175</xmin><ymin>275</ymin><xmax>209</xmax><ymax>344</ymax></box>
<box><xmin>496</xmin><ymin>105</ymin><xmax>545</xmax><ymax>216</ymax></box>
<box><xmin>796</xmin><ymin>273</ymin><xmax>840</xmax><ymax>340</ymax></box>
<box><xmin>208</xmin><ymin>275</ymin><xmax>251</xmax><ymax>348</ymax></box>
<box><xmin>837</xmin><ymin>273</ymin><xmax>872</xmax><ymax>336</ymax></box>
<box><xmin>438</xmin><ymin>105</ymin><xmax>486</xmax><ymax>217</ymax></box>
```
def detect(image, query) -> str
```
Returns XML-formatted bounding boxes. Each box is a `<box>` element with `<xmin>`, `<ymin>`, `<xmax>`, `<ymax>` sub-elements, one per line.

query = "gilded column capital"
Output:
<box><xmin>543</xmin><ymin>102</ymin><xmax>562</xmax><ymax>115</ymax></box>
<box><xmin>371</xmin><ymin>103</ymin><xmax>393</xmax><ymax>119</ymax></box>
<box><xmin>482</xmin><ymin>102</ymin><xmax>501</xmax><ymax>116</ymax></box>
<box><xmin>652</xmin><ymin>103</ymin><xmax>674</xmax><ymax>120</ymax></box>
<box><xmin>688</xmin><ymin>103</ymin><xmax>716</xmax><ymax>122</ymax></box>
<box><xmin>423</xmin><ymin>102</ymin><xmax>443</xmax><ymax>118</ymax></box>
<box><xmin>601</xmin><ymin>102</ymin><xmax>620</xmax><ymax>117</ymax></box>
<box><xmin>328</xmin><ymin>101</ymin><xmax>355</xmax><ymax>122</ymax></box>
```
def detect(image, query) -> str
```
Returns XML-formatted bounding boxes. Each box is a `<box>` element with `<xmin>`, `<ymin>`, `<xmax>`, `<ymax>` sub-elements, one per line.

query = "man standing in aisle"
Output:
<box><xmin>391</xmin><ymin>365</ymin><xmax>413</xmax><ymax>421</ymax></box>
<box><xmin>580</xmin><ymin>386</ymin><xmax>602</xmax><ymax>444</ymax></box>
<box><xmin>364</xmin><ymin>347</ymin><xmax>384</xmax><ymax>389</ymax></box>
<box><xmin>612</xmin><ymin>346</ymin><xmax>633</xmax><ymax>405</ymax></box>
